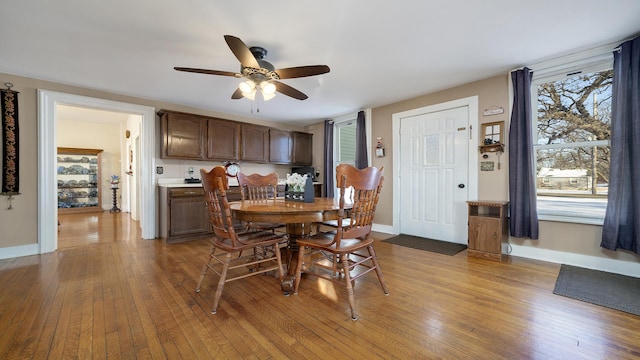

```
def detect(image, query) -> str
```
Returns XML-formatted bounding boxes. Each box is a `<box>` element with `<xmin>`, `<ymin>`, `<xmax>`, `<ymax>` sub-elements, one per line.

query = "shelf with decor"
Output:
<box><xmin>478</xmin><ymin>121</ymin><xmax>505</xmax><ymax>154</ymax></box>
<box><xmin>57</xmin><ymin>147</ymin><xmax>103</xmax><ymax>213</ymax></box>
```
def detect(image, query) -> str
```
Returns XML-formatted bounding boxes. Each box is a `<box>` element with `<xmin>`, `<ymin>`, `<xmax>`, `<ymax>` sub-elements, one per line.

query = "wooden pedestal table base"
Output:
<box><xmin>229</xmin><ymin>198</ymin><xmax>345</xmax><ymax>295</ymax></box>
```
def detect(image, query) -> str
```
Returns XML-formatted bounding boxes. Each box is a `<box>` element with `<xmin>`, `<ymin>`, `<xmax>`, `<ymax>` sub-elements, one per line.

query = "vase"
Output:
<box><xmin>284</xmin><ymin>178</ymin><xmax>314</xmax><ymax>203</ymax></box>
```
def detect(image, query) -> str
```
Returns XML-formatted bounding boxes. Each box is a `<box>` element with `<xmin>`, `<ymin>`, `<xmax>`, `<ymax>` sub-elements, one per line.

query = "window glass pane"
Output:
<box><xmin>536</xmin><ymin>146</ymin><xmax>609</xmax><ymax>196</ymax></box>
<box><xmin>534</xmin><ymin>68</ymin><xmax>612</xmax><ymax>223</ymax></box>
<box><xmin>337</xmin><ymin>122</ymin><xmax>356</xmax><ymax>165</ymax></box>
<box><xmin>537</xmin><ymin>70</ymin><xmax>612</xmax><ymax>145</ymax></box>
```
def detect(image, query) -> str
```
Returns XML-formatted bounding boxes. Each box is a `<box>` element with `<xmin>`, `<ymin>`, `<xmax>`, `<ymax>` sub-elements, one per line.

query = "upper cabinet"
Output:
<box><xmin>158</xmin><ymin>109</ymin><xmax>312</xmax><ymax>165</ymax></box>
<box><xmin>160</xmin><ymin>110</ymin><xmax>205</xmax><ymax>160</ymax></box>
<box><xmin>292</xmin><ymin>131</ymin><xmax>313</xmax><ymax>165</ymax></box>
<box><xmin>206</xmin><ymin>118</ymin><xmax>240</xmax><ymax>161</ymax></box>
<box><xmin>269</xmin><ymin>129</ymin><xmax>292</xmax><ymax>164</ymax></box>
<box><xmin>240</xmin><ymin>124</ymin><xmax>269</xmax><ymax>162</ymax></box>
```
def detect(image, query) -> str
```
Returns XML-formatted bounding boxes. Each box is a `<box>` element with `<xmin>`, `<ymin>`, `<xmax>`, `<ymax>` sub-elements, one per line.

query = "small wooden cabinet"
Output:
<box><xmin>467</xmin><ymin>201</ymin><xmax>509</xmax><ymax>261</ymax></box>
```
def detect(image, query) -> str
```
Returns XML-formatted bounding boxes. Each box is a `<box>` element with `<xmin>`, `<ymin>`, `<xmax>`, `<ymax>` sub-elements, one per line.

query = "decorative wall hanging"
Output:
<box><xmin>1</xmin><ymin>82</ymin><xmax>20</xmax><ymax>209</ymax></box>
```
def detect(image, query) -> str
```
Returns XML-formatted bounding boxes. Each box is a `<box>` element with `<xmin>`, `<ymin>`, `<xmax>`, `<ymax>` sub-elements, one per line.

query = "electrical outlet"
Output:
<box><xmin>156</xmin><ymin>166</ymin><xmax>163</xmax><ymax>175</ymax></box>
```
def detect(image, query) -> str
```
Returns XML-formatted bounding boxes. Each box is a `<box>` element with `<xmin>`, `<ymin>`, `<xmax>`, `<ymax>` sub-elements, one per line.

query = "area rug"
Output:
<box><xmin>553</xmin><ymin>264</ymin><xmax>640</xmax><ymax>316</ymax></box>
<box><xmin>382</xmin><ymin>234</ymin><xmax>467</xmax><ymax>256</ymax></box>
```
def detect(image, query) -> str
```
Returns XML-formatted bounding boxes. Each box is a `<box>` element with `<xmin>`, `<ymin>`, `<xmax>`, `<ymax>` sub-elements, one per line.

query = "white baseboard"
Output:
<box><xmin>371</xmin><ymin>223</ymin><xmax>639</xmax><ymax>277</ymax></box>
<box><xmin>372</xmin><ymin>223</ymin><xmax>395</xmax><ymax>235</ymax></box>
<box><xmin>0</xmin><ymin>243</ymin><xmax>40</xmax><ymax>260</ymax></box>
<box><xmin>509</xmin><ymin>244</ymin><xmax>640</xmax><ymax>278</ymax></box>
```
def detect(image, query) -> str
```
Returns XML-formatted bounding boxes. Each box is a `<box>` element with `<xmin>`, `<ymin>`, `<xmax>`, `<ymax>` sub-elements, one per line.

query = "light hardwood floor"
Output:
<box><xmin>1</xmin><ymin>212</ymin><xmax>639</xmax><ymax>359</ymax></box>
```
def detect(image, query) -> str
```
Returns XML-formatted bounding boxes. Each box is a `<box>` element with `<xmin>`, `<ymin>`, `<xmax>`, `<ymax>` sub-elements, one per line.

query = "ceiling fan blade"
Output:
<box><xmin>224</xmin><ymin>35</ymin><xmax>260</xmax><ymax>69</ymax></box>
<box><xmin>174</xmin><ymin>67</ymin><xmax>238</xmax><ymax>77</ymax></box>
<box><xmin>275</xmin><ymin>65</ymin><xmax>330</xmax><ymax>79</ymax></box>
<box><xmin>231</xmin><ymin>88</ymin><xmax>243</xmax><ymax>99</ymax></box>
<box><xmin>273</xmin><ymin>81</ymin><xmax>308</xmax><ymax>100</ymax></box>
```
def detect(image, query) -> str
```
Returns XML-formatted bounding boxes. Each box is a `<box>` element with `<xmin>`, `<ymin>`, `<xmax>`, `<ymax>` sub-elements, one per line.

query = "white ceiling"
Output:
<box><xmin>1</xmin><ymin>1</ymin><xmax>639</xmax><ymax>126</ymax></box>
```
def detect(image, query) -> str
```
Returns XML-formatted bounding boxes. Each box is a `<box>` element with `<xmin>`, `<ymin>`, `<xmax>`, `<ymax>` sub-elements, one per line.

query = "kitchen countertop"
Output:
<box><xmin>157</xmin><ymin>178</ymin><xmax>322</xmax><ymax>188</ymax></box>
<box><xmin>157</xmin><ymin>177</ymin><xmax>238</xmax><ymax>188</ymax></box>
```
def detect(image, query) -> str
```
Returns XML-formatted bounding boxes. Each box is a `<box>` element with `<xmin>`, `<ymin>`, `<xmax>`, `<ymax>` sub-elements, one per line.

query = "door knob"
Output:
<box><xmin>458</xmin><ymin>184</ymin><xmax>465</xmax><ymax>189</ymax></box>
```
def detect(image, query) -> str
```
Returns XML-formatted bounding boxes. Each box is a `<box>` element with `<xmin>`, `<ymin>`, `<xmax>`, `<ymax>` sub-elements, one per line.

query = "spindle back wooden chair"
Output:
<box><xmin>196</xmin><ymin>166</ymin><xmax>285</xmax><ymax>314</ymax></box>
<box><xmin>237</xmin><ymin>172</ymin><xmax>284</xmax><ymax>233</ymax></box>
<box><xmin>293</xmin><ymin>164</ymin><xmax>388</xmax><ymax>320</ymax></box>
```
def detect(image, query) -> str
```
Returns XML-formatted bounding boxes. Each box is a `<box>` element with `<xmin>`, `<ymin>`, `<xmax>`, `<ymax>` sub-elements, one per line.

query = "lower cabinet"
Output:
<box><xmin>160</xmin><ymin>186</ymin><xmax>241</xmax><ymax>243</ymax></box>
<box><xmin>169</xmin><ymin>189</ymin><xmax>210</xmax><ymax>238</ymax></box>
<box><xmin>467</xmin><ymin>200</ymin><xmax>509</xmax><ymax>261</ymax></box>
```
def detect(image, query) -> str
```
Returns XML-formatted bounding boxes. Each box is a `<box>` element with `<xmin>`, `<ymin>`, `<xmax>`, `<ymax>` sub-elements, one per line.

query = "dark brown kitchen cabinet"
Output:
<box><xmin>206</xmin><ymin>118</ymin><xmax>240</xmax><ymax>161</ymax></box>
<box><xmin>241</xmin><ymin>124</ymin><xmax>269</xmax><ymax>162</ymax></box>
<box><xmin>160</xmin><ymin>186</ymin><xmax>242</xmax><ymax>243</ymax></box>
<box><xmin>164</xmin><ymin>187</ymin><xmax>210</xmax><ymax>243</ymax></box>
<box><xmin>159</xmin><ymin>110</ymin><xmax>205</xmax><ymax>160</ymax></box>
<box><xmin>292</xmin><ymin>131</ymin><xmax>313</xmax><ymax>165</ymax></box>
<box><xmin>269</xmin><ymin>129</ymin><xmax>292</xmax><ymax>164</ymax></box>
<box><xmin>159</xmin><ymin>109</ymin><xmax>313</xmax><ymax>164</ymax></box>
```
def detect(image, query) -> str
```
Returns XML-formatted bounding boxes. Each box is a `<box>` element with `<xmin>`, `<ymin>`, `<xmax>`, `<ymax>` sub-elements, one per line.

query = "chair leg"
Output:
<box><xmin>342</xmin><ymin>255</ymin><xmax>357</xmax><ymax>320</ymax></box>
<box><xmin>332</xmin><ymin>253</ymin><xmax>340</xmax><ymax>278</ymax></box>
<box><xmin>293</xmin><ymin>246</ymin><xmax>306</xmax><ymax>294</ymax></box>
<box><xmin>273</xmin><ymin>244</ymin><xmax>284</xmax><ymax>281</ymax></box>
<box><xmin>368</xmin><ymin>245</ymin><xmax>389</xmax><ymax>295</ymax></box>
<box><xmin>211</xmin><ymin>252</ymin><xmax>232</xmax><ymax>314</ymax></box>
<box><xmin>196</xmin><ymin>244</ymin><xmax>215</xmax><ymax>293</ymax></box>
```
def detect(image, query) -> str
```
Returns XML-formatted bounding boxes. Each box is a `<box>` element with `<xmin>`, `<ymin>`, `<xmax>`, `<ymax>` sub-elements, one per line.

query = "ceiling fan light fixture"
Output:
<box><xmin>261</xmin><ymin>91</ymin><xmax>276</xmax><ymax>101</ymax></box>
<box><xmin>238</xmin><ymin>80</ymin><xmax>255</xmax><ymax>93</ymax></box>
<box><xmin>261</xmin><ymin>81</ymin><xmax>276</xmax><ymax>95</ymax></box>
<box><xmin>175</xmin><ymin>35</ymin><xmax>330</xmax><ymax>104</ymax></box>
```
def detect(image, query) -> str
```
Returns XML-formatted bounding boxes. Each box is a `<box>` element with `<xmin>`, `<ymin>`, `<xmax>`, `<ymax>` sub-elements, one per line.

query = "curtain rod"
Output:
<box><xmin>509</xmin><ymin>37</ymin><xmax>636</xmax><ymax>73</ymax></box>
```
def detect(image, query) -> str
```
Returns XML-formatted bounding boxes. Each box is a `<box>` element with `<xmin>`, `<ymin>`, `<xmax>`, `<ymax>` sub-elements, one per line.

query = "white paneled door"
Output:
<box><xmin>399</xmin><ymin>106</ymin><xmax>469</xmax><ymax>243</ymax></box>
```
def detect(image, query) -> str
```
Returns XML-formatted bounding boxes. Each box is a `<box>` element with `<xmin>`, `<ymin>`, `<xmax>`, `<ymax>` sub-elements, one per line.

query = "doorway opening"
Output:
<box><xmin>38</xmin><ymin>90</ymin><xmax>156</xmax><ymax>254</ymax></box>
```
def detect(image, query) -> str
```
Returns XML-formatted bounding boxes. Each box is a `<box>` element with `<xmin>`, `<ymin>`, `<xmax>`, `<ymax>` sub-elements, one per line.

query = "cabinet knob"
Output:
<box><xmin>493</xmin><ymin>232</ymin><xmax>497</xmax><ymax>239</ymax></box>
<box><xmin>458</xmin><ymin>183</ymin><xmax>465</xmax><ymax>188</ymax></box>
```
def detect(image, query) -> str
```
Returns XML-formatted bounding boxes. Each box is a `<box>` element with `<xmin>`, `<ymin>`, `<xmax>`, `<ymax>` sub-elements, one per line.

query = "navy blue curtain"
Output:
<box><xmin>508</xmin><ymin>67</ymin><xmax>539</xmax><ymax>239</ymax></box>
<box><xmin>355</xmin><ymin>110</ymin><xmax>368</xmax><ymax>169</ymax></box>
<box><xmin>323</xmin><ymin>119</ymin><xmax>334</xmax><ymax>198</ymax></box>
<box><xmin>601</xmin><ymin>37</ymin><xmax>640</xmax><ymax>254</ymax></box>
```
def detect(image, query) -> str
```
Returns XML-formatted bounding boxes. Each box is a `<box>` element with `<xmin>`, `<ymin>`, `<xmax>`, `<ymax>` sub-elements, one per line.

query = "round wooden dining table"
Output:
<box><xmin>229</xmin><ymin>197</ymin><xmax>344</xmax><ymax>294</ymax></box>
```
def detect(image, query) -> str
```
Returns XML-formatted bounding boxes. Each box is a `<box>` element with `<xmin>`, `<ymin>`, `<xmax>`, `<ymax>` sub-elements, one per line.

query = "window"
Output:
<box><xmin>335</xmin><ymin>120</ymin><xmax>356</xmax><ymax>167</ymax></box>
<box><xmin>532</xmin><ymin>60</ymin><xmax>612</xmax><ymax>224</ymax></box>
<box><xmin>332</xmin><ymin>117</ymin><xmax>357</xmax><ymax>200</ymax></box>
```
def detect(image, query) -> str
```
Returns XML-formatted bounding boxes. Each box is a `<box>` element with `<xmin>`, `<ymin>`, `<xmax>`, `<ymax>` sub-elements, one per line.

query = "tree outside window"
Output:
<box><xmin>534</xmin><ymin>69</ymin><xmax>612</xmax><ymax>223</ymax></box>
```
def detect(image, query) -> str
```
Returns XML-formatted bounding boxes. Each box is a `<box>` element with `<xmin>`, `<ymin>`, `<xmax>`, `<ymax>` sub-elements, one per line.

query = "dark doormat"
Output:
<box><xmin>553</xmin><ymin>264</ymin><xmax>640</xmax><ymax>316</ymax></box>
<box><xmin>382</xmin><ymin>234</ymin><xmax>467</xmax><ymax>256</ymax></box>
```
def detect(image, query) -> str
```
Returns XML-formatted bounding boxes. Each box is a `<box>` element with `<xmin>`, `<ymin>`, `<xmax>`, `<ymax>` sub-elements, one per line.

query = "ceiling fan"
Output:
<box><xmin>175</xmin><ymin>35</ymin><xmax>330</xmax><ymax>101</ymax></box>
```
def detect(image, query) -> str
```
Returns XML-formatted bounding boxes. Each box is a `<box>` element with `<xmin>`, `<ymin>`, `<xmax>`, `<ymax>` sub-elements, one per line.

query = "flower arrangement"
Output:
<box><xmin>284</xmin><ymin>173</ymin><xmax>314</xmax><ymax>202</ymax></box>
<box><xmin>285</xmin><ymin>173</ymin><xmax>308</xmax><ymax>192</ymax></box>
<box><xmin>108</xmin><ymin>175</ymin><xmax>120</xmax><ymax>188</ymax></box>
